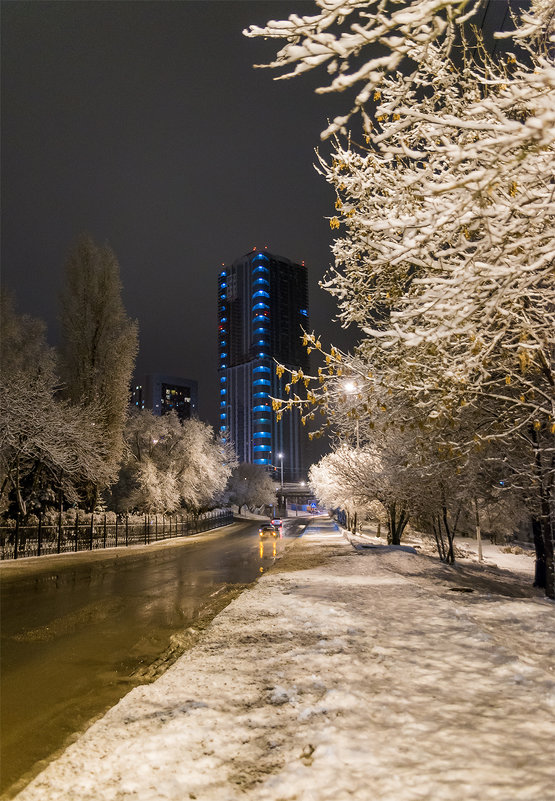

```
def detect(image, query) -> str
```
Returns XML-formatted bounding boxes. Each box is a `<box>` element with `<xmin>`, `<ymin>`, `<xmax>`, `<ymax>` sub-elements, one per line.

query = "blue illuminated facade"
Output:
<box><xmin>217</xmin><ymin>250</ymin><xmax>309</xmax><ymax>482</ymax></box>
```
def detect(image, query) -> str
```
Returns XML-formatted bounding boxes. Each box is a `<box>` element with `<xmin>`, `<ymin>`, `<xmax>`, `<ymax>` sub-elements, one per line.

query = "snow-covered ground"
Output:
<box><xmin>14</xmin><ymin>519</ymin><xmax>554</xmax><ymax>801</ymax></box>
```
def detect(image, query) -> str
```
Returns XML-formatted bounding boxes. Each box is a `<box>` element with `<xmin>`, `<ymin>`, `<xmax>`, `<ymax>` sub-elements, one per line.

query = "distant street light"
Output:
<box><xmin>277</xmin><ymin>452</ymin><xmax>284</xmax><ymax>488</ymax></box>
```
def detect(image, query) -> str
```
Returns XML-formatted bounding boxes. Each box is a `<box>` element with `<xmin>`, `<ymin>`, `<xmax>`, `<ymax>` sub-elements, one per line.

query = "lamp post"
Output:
<box><xmin>277</xmin><ymin>452</ymin><xmax>284</xmax><ymax>488</ymax></box>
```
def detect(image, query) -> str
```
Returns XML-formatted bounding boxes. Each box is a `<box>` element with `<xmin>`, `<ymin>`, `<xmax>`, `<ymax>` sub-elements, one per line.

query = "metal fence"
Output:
<box><xmin>0</xmin><ymin>509</ymin><xmax>234</xmax><ymax>561</ymax></box>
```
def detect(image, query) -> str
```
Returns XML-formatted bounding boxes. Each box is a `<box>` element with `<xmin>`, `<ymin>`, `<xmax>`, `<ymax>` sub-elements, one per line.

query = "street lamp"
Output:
<box><xmin>277</xmin><ymin>452</ymin><xmax>284</xmax><ymax>488</ymax></box>
<box><xmin>344</xmin><ymin>381</ymin><xmax>360</xmax><ymax>448</ymax></box>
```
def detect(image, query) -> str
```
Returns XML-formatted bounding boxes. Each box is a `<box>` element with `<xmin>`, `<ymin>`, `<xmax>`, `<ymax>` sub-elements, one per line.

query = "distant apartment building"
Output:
<box><xmin>132</xmin><ymin>374</ymin><xmax>198</xmax><ymax>421</ymax></box>
<box><xmin>217</xmin><ymin>249</ymin><xmax>309</xmax><ymax>483</ymax></box>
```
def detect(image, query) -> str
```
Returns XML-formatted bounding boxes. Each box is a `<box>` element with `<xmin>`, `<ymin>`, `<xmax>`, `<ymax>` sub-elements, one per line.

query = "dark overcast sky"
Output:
<box><xmin>2</xmin><ymin>0</ymin><xmax>360</xmax><ymax>429</ymax></box>
<box><xmin>1</xmin><ymin>0</ymin><xmax>513</xmax><ymax>432</ymax></box>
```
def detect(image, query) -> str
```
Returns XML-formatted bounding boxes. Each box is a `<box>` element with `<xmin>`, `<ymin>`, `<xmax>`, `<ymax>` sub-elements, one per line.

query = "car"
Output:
<box><xmin>259</xmin><ymin>524</ymin><xmax>278</xmax><ymax>537</ymax></box>
<box><xmin>271</xmin><ymin>518</ymin><xmax>282</xmax><ymax>530</ymax></box>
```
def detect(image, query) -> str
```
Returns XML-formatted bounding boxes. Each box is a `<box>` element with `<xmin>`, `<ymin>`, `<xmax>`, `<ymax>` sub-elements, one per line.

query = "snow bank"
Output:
<box><xmin>15</xmin><ymin>521</ymin><xmax>554</xmax><ymax>801</ymax></box>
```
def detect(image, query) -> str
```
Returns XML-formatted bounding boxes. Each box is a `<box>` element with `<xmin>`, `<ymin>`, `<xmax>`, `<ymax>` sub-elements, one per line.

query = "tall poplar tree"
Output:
<box><xmin>59</xmin><ymin>235</ymin><xmax>138</xmax><ymax>506</ymax></box>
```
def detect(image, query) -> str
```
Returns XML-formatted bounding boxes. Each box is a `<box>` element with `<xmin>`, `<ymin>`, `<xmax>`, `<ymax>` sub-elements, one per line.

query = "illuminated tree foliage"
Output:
<box><xmin>225</xmin><ymin>462</ymin><xmax>277</xmax><ymax>515</ymax></box>
<box><xmin>247</xmin><ymin>0</ymin><xmax>555</xmax><ymax>595</ymax></box>
<box><xmin>109</xmin><ymin>411</ymin><xmax>236</xmax><ymax>514</ymax></box>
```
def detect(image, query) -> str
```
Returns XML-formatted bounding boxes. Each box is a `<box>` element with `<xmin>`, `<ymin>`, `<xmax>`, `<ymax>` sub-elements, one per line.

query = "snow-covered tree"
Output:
<box><xmin>178</xmin><ymin>418</ymin><xmax>236</xmax><ymax>513</ymax></box>
<box><xmin>109</xmin><ymin>411</ymin><xmax>235</xmax><ymax>514</ymax></box>
<box><xmin>59</xmin><ymin>234</ymin><xmax>138</xmax><ymax>506</ymax></box>
<box><xmin>310</xmin><ymin>443</ymin><xmax>411</xmax><ymax>543</ymax></box>
<box><xmin>0</xmin><ymin>293</ymin><xmax>111</xmax><ymax>519</ymax></box>
<box><xmin>247</xmin><ymin>0</ymin><xmax>555</xmax><ymax>596</ymax></box>
<box><xmin>225</xmin><ymin>463</ymin><xmax>277</xmax><ymax>514</ymax></box>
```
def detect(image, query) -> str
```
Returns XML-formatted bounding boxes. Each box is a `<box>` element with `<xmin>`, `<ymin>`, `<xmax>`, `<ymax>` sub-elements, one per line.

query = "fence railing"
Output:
<box><xmin>0</xmin><ymin>509</ymin><xmax>234</xmax><ymax>561</ymax></box>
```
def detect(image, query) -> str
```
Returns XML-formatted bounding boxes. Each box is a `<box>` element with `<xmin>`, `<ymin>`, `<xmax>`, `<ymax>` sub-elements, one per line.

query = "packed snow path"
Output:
<box><xmin>15</xmin><ymin>520</ymin><xmax>555</xmax><ymax>801</ymax></box>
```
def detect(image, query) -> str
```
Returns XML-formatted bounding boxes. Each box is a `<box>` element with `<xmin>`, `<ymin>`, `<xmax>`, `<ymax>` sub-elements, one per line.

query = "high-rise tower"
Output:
<box><xmin>217</xmin><ymin>249</ymin><xmax>309</xmax><ymax>483</ymax></box>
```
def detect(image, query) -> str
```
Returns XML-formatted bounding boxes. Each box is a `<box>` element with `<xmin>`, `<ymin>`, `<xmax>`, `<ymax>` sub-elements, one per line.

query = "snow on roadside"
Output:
<box><xmin>15</xmin><ymin>522</ymin><xmax>555</xmax><ymax>801</ymax></box>
<box><xmin>455</xmin><ymin>536</ymin><xmax>536</xmax><ymax>576</ymax></box>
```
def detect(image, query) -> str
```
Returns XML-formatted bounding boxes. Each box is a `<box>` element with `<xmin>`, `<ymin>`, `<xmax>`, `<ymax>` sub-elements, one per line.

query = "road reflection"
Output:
<box><xmin>259</xmin><ymin>536</ymin><xmax>278</xmax><ymax>570</ymax></box>
<box><xmin>0</xmin><ymin>518</ymin><xmax>306</xmax><ymax>797</ymax></box>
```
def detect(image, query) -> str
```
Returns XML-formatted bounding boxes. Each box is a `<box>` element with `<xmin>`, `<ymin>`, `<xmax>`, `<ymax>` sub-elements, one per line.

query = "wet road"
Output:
<box><xmin>0</xmin><ymin>517</ymin><xmax>307</xmax><ymax>797</ymax></box>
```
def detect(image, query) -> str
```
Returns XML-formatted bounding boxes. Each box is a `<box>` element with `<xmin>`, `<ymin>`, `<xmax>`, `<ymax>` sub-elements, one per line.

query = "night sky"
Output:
<box><xmin>2</xmin><ymin>0</ymin><xmax>358</xmax><ymax>430</ymax></box>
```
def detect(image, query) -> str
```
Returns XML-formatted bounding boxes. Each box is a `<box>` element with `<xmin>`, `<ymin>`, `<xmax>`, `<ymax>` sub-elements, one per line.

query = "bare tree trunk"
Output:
<box><xmin>387</xmin><ymin>503</ymin><xmax>396</xmax><ymax>545</ymax></box>
<box><xmin>440</xmin><ymin>485</ymin><xmax>455</xmax><ymax>565</ymax></box>
<box><xmin>387</xmin><ymin>502</ymin><xmax>408</xmax><ymax>545</ymax></box>
<box><xmin>14</xmin><ymin>455</ymin><xmax>27</xmax><ymax>520</ymax></box>
<box><xmin>442</xmin><ymin>504</ymin><xmax>455</xmax><ymax>565</ymax></box>
<box><xmin>474</xmin><ymin>497</ymin><xmax>483</xmax><ymax>562</ymax></box>
<box><xmin>532</xmin><ymin>431</ymin><xmax>554</xmax><ymax>599</ymax></box>
<box><xmin>432</xmin><ymin>514</ymin><xmax>447</xmax><ymax>561</ymax></box>
<box><xmin>538</xmin><ymin>494</ymin><xmax>554</xmax><ymax>600</ymax></box>
<box><xmin>531</xmin><ymin>517</ymin><xmax>546</xmax><ymax>588</ymax></box>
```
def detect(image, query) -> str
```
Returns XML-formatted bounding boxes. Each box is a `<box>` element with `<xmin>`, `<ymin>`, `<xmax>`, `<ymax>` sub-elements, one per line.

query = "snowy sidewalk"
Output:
<box><xmin>15</xmin><ymin>519</ymin><xmax>555</xmax><ymax>801</ymax></box>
